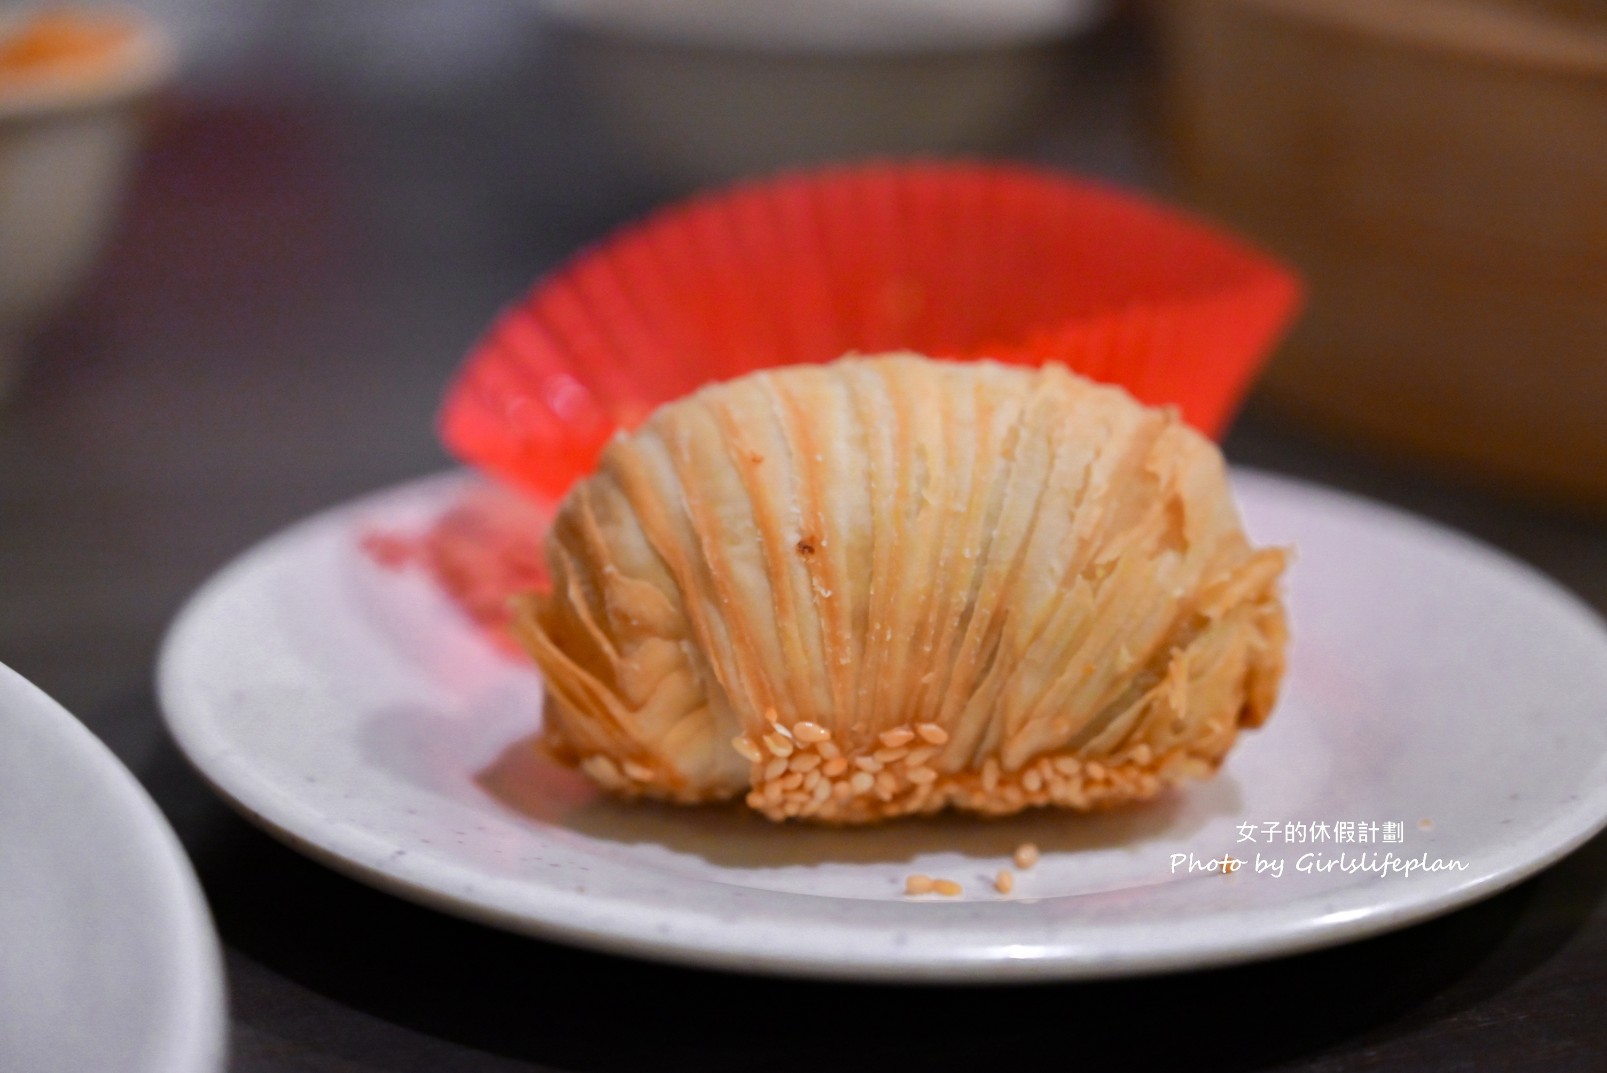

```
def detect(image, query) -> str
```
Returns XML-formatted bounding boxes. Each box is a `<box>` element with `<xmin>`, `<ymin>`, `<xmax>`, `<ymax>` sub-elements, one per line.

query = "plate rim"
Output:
<box><xmin>0</xmin><ymin>661</ymin><xmax>229</xmax><ymax>1068</ymax></box>
<box><xmin>156</xmin><ymin>467</ymin><xmax>1607</xmax><ymax>982</ymax></box>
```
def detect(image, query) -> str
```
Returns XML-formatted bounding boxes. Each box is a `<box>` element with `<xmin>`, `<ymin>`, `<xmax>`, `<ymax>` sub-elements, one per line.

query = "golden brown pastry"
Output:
<box><xmin>515</xmin><ymin>354</ymin><xmax>1288</xmax><ymax>823</ymax></box>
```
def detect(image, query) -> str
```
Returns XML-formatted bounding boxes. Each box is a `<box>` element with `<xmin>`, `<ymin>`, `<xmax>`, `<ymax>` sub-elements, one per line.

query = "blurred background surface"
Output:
<box><xmin>2</xmin><ymin>2</ymin><xmax>1606</xmax><ymax>1071</ymax></box>
<box><xmin>4</xmin><ymin>0</ymin><xmax>1603</xmax><ymax>507</ymax></box>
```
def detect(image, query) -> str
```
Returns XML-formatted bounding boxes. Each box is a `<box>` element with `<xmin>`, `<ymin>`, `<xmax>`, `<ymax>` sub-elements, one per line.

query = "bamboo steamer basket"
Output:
<box><xmin>1155</xmin><ymin>0</ymin><xmax>1607</xmax><ymax>509</ymax></box>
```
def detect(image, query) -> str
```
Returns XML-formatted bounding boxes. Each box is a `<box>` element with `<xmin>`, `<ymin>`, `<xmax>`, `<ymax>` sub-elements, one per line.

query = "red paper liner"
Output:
<box><xmin>441</xmin><ymin>161</ymin><xmax>1302</xmax><ymax>502</ymax></box>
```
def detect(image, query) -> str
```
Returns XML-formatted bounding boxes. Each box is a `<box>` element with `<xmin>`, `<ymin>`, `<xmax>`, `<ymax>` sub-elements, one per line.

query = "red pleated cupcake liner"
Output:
<box><xmin>441</xmin><ymin>160</ymin><xmax>1302</xmax><ymax>503</ymax></box>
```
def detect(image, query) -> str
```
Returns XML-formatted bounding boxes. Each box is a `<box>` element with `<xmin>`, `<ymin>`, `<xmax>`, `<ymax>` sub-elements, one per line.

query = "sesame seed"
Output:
<box><xmin>763</xmin><ymin>733</ymin><xmax>794</xmax><ymax>757</ymax></box>
<box><xmin>932</xmin><ymin>879</ymin><xmax>962</xmax><ymax>897</ymax></box>
<box><xmin>906</xmin><ymin>746</ymin><xmax>938</xmax><ymax>768</ymax></box>
<box><xmin>622</xmin><ymin>759</ymin><xmax>654</xmax><ymax>783</ymax></box>
<box><xmin>915</xmin><ymin>723</ymin><xmax>949</xmax><ymax>745</ymax></box>
<box><xmin>580</xmin><ymin>755</ymin><xmax>625</xmax><ymax>789</ymax></box>
<box><xmin>995</xmin><ymin>870</ymin><xmax>1015</xmax><ymax>894</ymax></box>
<box><xmin>906</xmin><ymin>767</ymin><xmax>937</xmax><ymax>785</ymax></box>
<box><xmin>811</xmin><ymin>779</ymin><xmax>832</xmax><ymax>804</ymax></box>
<box><xmin>1052</xmin><ymin>756</ymin><xmax>1080</xmax><ymax>775</ymax></box>
<box><xmin>793</xmin><ymin>721</ymin><xmax>832</xmax><ymax>743</ymax></box>
<box><xmin>878</xmin><ymin>728</ymin><xmax>915</xmax><ymax>748</ymax></box>
<box><xmin>822</xmin><ymin>757</ymin><xmax>849</xmax><ymax>777</ymax></box>
<box><xmin>817</xmin><ymin>740</ymin><xmax>842</xmax><ymax>761</ymax></box>
<box><xmin>873</xmin><ymin>746</ymin><xmax>909</xmax><ymax>764</ymax></box>
<box><xmin>789</xmin><ymin>752</ymin><xmax>822</xmax><ymax>772</ymax></box>
<box><xmin>906</xmin><ymin>874</ymin><xmax>935</xmax><ymax>895</ymax></box>
<box><xmin>1013</xmin><ymin>842</ymin><xmax>1040</xmax><ymax>869</ymax></box>
<box><xmin>1022</xmin><ymin>769</ymin><xmax>1043</xmax><ymax>793</ymax></box>
<box><xmin>764</xmin><ymin>757</ymin><xmax>789</xmax><ymax>780</ymax></box>
<box><xmin>853</xmin><ymin>756</ymin><xmax>882</xmax><ymax>773</ymax></box>
<box><xmin>850</xmin><ymin>772</ymin><xmax>875</xmax><ymax>794</ymax></box>
<box><xmin>731</xmin><ymin>737</ymin><xmax>762</xmax><ymax>763</ymax></box>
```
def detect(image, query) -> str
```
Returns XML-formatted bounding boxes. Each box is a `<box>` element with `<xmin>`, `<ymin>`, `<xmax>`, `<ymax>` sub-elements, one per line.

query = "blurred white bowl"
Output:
<box><xmin>0</xmin><ymin>8</ymin><xmax>175</xmax><ymax>403</ymax></box>
<box><xmin>537</xmin><ymin>0</ymin><xmax>1110</xmax><ymax>186</ymax></box>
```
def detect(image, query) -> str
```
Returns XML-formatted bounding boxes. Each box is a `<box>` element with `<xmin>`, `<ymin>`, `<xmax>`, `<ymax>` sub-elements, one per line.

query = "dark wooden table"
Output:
<box><xmin>3</xmin><ymin>12</ymin><xmax>1605</xmax><ymax>1071</ymax></box>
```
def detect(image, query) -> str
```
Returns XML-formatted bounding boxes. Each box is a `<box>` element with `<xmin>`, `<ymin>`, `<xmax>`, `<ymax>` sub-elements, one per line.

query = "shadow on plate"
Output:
<box><xmin>475</xmin><ymin>731</ymin><xmax>1241</xmax><ymax>869</ymax></box>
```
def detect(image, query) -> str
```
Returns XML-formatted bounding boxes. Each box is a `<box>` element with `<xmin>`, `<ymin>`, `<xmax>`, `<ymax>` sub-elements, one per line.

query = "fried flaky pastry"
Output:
<box><xmin>514</xmin><ymin>354</ymin><xmax>1288</xmax><ymax>823</ymax></box>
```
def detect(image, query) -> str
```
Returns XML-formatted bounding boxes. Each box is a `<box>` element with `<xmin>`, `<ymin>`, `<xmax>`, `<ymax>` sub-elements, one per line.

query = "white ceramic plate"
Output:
<box><xmin>0</xmin><ymin>663</ymin><xmax>227</xmax><ymax>1072</ymax></box>
<box><xmin>157</xmin><ymin>470</ymin><xmax>1607</xmax><ymax>982</ymax></box>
